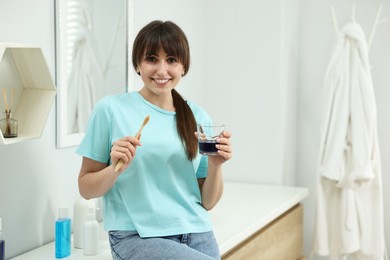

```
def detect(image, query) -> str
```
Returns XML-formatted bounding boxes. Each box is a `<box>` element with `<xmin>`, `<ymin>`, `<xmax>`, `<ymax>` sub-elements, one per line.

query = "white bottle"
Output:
<box><xmin>73</xmin><ymin>197</ymin><xmax>95</xmax><ymax>248</ymax></box>
<box><xmin>82</xmin><ymin>207</ymin><xmax>99</xmax><ymax>255</ymax></box>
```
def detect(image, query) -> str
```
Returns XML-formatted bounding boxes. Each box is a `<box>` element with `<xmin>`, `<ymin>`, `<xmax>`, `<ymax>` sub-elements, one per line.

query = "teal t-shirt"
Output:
<box><xmin>76</xmin><ymin>91</ymin><xmax>213</xmax><ymax>237</ymax></box>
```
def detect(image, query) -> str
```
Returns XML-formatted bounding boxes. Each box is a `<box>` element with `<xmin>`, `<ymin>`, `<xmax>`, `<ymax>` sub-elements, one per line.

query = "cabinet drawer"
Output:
<box><xmin>222</xmin><ymin>204</ymin><xmax>304</xmax><ymax>260</ymax></box>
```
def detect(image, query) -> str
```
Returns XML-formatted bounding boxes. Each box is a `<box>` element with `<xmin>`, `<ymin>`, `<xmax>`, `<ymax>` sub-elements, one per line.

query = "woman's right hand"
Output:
<box><xmin>110</xmin><ymin>136</ymin><xmax>142</xmax><ymax>173</ymax></box>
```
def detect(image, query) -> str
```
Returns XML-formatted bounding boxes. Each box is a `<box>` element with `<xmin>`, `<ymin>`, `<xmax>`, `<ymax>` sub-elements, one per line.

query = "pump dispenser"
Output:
<box><xmin>83</xmin><ymin>207</ymin><xmax>99</xmax><ymax>255</ymax></box>
<box><xmin>0</xmin><ymin>218</ymin><xmax>4</xmax><ymax>260</ymax></box>
<box><xmin>55</xmin><ymin>207</ymin><xmax>71</xmax><ymax>258</ymax></box>
<box><xmin>73</xmin><ymin>197</ymin><xmax>95</xmax><ymax>248</ymax></box>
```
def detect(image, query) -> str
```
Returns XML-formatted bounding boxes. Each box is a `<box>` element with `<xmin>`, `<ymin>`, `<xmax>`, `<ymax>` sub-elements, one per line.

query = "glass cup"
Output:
<box><xmin>197</xmin><ymin>124</ymin><xmax>225</xmax><ymax>156</ymax></box>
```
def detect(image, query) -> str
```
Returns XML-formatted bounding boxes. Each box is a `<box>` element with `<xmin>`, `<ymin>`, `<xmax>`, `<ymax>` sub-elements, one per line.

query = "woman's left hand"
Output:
<box><xmin>209</xmin><ymin>131</ymin><xmax>232</xmax><ymax>165</ymax></box>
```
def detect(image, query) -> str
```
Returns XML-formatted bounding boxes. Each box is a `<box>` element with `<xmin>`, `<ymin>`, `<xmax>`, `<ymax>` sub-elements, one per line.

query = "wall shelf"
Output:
<box><xmin>0</xmin><ymin>43</ymin><xmax>56</xmax><ymax>145</ymax></box>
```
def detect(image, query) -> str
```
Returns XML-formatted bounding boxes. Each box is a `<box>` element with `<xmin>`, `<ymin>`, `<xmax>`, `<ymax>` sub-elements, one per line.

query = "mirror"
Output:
<box><xmin>55</xmin><ymin>0</ymin><xmax>131</xmax><ymax>148</ymax></box>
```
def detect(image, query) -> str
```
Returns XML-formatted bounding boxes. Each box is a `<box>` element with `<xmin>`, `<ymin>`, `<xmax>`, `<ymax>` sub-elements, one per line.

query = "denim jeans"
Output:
<box><xmin>109</xmin><ymin>230</ymin><xmax>221</xmax><ymax>260</ymax></box>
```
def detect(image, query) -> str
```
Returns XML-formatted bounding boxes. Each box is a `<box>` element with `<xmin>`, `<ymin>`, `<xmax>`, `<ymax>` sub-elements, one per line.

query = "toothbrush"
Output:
<box><xmin>114</xmin><ymin>115</ymin><xmax>150</xmax><ymax>172</ymax></box>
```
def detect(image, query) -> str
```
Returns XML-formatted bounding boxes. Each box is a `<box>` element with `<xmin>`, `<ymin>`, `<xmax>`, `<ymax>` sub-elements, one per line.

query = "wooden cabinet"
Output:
<box><xmin>222</xmin><ymin>204</ymin><xmax>304</xmax><ymax>260</ymax></box>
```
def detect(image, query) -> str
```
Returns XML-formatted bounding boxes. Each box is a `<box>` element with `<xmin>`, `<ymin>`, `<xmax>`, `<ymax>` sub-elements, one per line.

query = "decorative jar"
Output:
<box><xmin>0</xmin><ymin>111</ymin><xmax>18</xmax><ymax>138</ymax></box>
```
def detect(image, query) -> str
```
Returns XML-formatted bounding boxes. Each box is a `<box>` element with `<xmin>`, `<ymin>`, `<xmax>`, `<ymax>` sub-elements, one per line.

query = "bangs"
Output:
<box><xmin>143</xmin><ymin>28</ymin><xmax>186</xmax><ymax>62</ymax></box>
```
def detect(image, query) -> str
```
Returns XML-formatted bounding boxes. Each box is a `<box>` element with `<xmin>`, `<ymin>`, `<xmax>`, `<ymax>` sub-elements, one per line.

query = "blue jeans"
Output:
<box><xmin>109</xmin><ymin>230</ymin><xmax>221</xmax><ymax>260</ymax></box>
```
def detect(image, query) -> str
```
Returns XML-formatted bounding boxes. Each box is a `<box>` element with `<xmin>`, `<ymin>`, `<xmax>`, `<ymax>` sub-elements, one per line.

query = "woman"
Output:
<box><xmin>77</xmin><ymin>20</ymin><xmax>232</xmax><ymax>259</ymax></box>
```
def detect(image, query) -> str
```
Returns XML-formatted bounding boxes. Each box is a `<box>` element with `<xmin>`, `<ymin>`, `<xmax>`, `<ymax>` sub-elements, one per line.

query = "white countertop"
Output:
<box><xmin>12</xmin><ymin>182</ymin><xmax>308</xmax><ymax>259</ymax></box>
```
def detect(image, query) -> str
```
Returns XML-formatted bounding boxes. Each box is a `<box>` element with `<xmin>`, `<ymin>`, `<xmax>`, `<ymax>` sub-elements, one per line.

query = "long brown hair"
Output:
<box><xmin>132</xmin><ymin>20</ymin><xmax>198</xmax><ymax>160</ymax></box>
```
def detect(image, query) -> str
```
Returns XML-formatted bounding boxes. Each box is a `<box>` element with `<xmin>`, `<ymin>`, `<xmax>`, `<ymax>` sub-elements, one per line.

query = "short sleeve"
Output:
<box><xmin>76</xmin><ymin>98</ymin><xmax>112</xmax><ymax>164</ymax></box>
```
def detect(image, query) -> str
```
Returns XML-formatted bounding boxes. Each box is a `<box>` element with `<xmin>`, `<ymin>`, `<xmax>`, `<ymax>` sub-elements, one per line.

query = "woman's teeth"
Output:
<box><xmin>155</xmin><ymin>79</ymin><xmax>169</xmax><ymax>84</ymax></box>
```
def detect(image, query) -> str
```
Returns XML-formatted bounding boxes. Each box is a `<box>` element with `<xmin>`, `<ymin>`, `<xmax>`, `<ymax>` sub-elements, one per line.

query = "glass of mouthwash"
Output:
<box><xmin>197</xmin><ymin>124</ymin><xmax>225</xmax><ymax>156</ymax></box>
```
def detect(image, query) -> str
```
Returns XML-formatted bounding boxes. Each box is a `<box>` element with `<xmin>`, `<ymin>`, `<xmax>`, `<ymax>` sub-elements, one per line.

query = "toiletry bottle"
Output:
<box><xmin>55</xmin><ymin>207</ymin><xmax>71</xmax><ymax>258</ymax></box>
<box><xmin>73</xmin><ymin>197</ymin><xmax>95</xmax><ymax>248</ymax></box>
<box><xmin>0</xmin><ymin>218</ymin><xmax>4</xmax><ymax>260</ymax></box>
<box><xmin>83</xmin><ymin>207</ymin><xmax>99</xmax><ymax>255</ymax></box>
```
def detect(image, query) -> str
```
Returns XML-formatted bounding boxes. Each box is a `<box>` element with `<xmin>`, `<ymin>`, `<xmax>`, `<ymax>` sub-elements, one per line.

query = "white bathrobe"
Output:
<box><xmin>314</xmin><ymin>22</ymin><xmax>385</xmax><ymax>259</ymax></box>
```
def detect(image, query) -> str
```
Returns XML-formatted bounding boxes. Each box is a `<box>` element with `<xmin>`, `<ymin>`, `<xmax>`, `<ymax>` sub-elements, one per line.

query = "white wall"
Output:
<box><xmin>0</xmin><ymin>0</ymin><xmax>82</xmax><ymax>258</ymax></box>
<box><xmin>203</xmin><ymin>0</ymin><xmax>300</xmax><ymax>185</ymax></box>
<box><xmin>297</xmin><ymin>0</ymin><xmax>390</xmax><ymax>257</ymax></box>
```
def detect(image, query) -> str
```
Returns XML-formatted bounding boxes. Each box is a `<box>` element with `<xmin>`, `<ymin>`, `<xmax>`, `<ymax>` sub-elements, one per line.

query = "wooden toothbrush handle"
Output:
<box><xmin>114</xmin><ymin>159</ymin><xmax>125</xmax><ymax>172</ymax></box>
<box><xmin>114</xmin><ymin>133</ymin><xmax>142</xmax><ymax>172</ymax></box>
<box><xmin>114</xmin><ymin>115</ymin><xmax>149</xmax><ymax>173</ymax></box>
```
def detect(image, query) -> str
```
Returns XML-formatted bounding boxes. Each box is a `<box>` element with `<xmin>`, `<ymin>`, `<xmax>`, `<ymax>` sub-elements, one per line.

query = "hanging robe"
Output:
<box><xmin>314</xmin><ymin>22</ymin><xmax>385</xmax><ymax>260</ymax></box>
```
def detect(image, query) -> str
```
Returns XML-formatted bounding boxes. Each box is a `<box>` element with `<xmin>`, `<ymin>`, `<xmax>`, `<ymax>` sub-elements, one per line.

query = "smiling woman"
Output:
<box><xmin>75</xmin><ymin>20</ymin><xmax>233</xmax><ymax>260</ymax></box>
<box><xmin>55</xmin><ymin>0</ymin><xmax>131</xmax><ymax>148</ymax></box>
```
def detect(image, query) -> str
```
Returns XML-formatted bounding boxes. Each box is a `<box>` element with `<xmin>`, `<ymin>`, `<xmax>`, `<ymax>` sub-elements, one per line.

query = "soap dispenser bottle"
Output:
<box><xmin>73</xmin><ymin>197</ymin><xmax>95</xmax><ymax>248</ymax></box>
<box><xmin>0</xmin><ymin>218</ymin><xmax>4</xmax><ymax>260</ymax></box>
<box><xmin>83</xmin><ymin>207</ymin><xmax>99</xmax><ymax>255</ymax></box>
<box><xmin>55</xmin><ymin>207</ymin><xmax>71</xmax><ymax>259</ymax></box>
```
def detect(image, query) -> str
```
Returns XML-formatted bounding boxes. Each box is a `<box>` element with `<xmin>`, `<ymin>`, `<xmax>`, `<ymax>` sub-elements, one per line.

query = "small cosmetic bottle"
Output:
<box><xmin>83</xmin><ymin>207</ymin><xmax>99</xmax><ymax>255</ymax></box>
<box><xmin>73</xmin><ymin>197</ymin><xmax>95</xmax><ymax>249</ymax></box>
<box><xmin>55</xmin><ymin>207</ymin><xmax>71</xmax><ymax>258</ymax></box>
<box><xmin>0</xmin><ymin>218</ymin><xmax>4</xmax><ymax>260</ymax></box>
